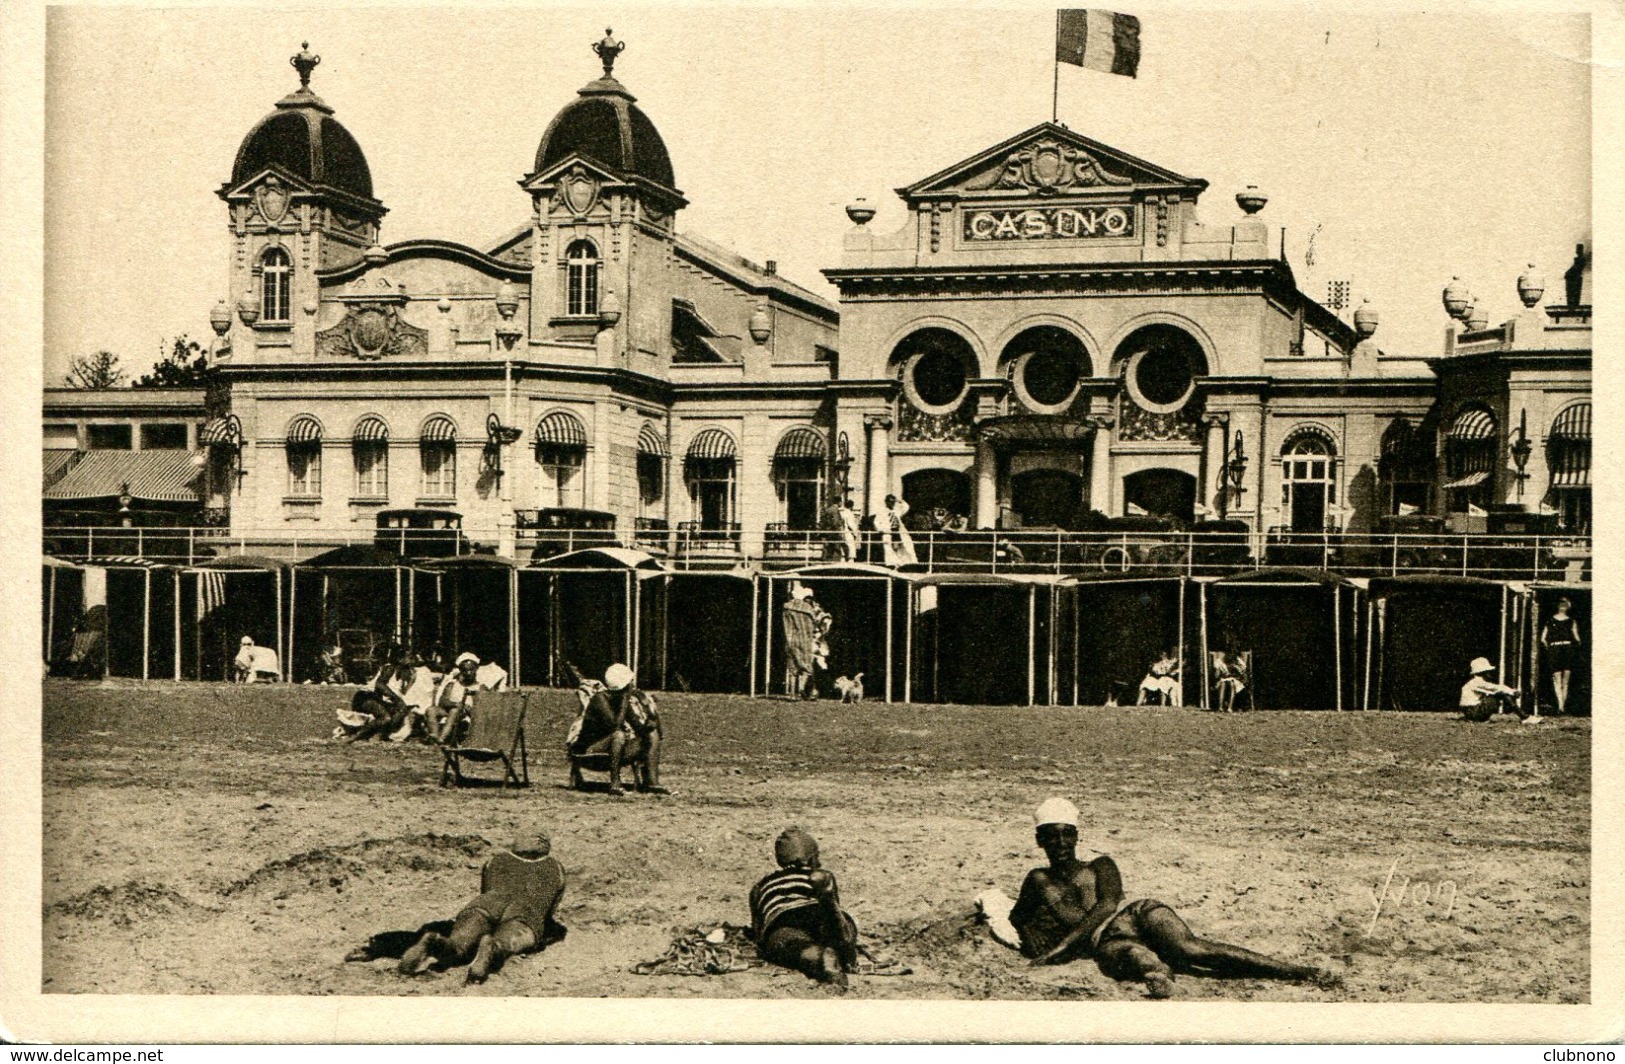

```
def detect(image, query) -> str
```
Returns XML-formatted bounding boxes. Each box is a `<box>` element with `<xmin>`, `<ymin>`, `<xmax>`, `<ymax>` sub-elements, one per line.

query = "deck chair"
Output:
<box><xmin>440</xmin><ymin>689</ymin><xmax>530</xmax><ymax>788</ymax></box>
<box><xmin>567</xmin><ymin>729</ymin><xmax>651</xmax><ymax>791</ymax></box>
<box><xmin>1210</xmin><ymin>650</ymin><xmax>1255</xmax><ymax>712</ymax></box>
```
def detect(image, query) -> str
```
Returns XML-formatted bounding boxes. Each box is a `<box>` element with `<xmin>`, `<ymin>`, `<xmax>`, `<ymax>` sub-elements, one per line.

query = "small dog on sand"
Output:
<box><xmin>834</xmin><ymin>673</ymin><xmax>865</xmax><ymax>704</ymax></box>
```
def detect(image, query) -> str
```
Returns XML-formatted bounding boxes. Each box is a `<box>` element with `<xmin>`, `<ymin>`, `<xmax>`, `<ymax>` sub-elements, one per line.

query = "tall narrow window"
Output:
<box><xmin>286</xmin><ymin>416</ymin><xmax>323</xmax><ymax>497</ymax></box>
<box><xmin>773</xmin><ymin>427</ymin><xmax>827</xmax><ymax>531</ymax></box>
<box><xmin>261</xmin><ymin>247</ymin><xmax>292</xmax><ymax>324</ymax></box>
<box><xmin>565</xmin><ymin>240</ymin><xmax>599</xmax><ymax>317</ymax></box>
<box><xmin>1443</xmin><ymin>407</ymin><xmax>1497</xmax><ymax>513</ymax></box>
<box><xmin>352</xmin><ymin>416</ymin><xmax>389</xmax><ymax>498</ymax></box>
<box><xmin>685</xmin><ymin>429</ymin><xmax>738</xmax><ymax>531</ymax></box>
<box><xmin>1280</xmin><ymin>431</ymin><xmax>1336</xmax><ymax>532</ymax></box>
<box><xmin>535</xmin><ymin>411</ymin><xmax>588</xmax><ymax>509</ymax></box>
<box><xmin>1547</xmin><ymin>402</ymin><xmax>1591</xmax><ymax>533</ymax></box>
<box><xmin>637</xmin><ymin>422</ymin><xmax>667</xmax><ymax>522</ymax></box>
<box><xmin>419</xmin><ymin>416</ymin><xmax>457</xmax><ymax>499</ymax></box>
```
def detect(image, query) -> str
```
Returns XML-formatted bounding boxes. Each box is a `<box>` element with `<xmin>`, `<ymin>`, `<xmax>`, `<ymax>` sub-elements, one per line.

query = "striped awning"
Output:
<box><xmin>1442</xmin><ymin>471</ymin><xmax>1489</xmax><ymax>490</ymax></box>
<box><xmin>352</xmin><ymin>415</ymin><xmax>389</xmax><ymax>442</ymax></box>
<box><xmin>199</xmin><ymin>417</ymin><xmax>236</xmax><ymax>445</ymax></box>
<box><xmin>286</xmin><ymin>416</ymin><xmax>323</xmax><ymax>444</ymax></box>
<box><xmin>637</xmin><ymin>423</ymin><xmax>668</xmax><ymax>457</ymax></box>
<box><xmin>535</xmin><ymin>410</ymin><xmax>588</xmax><ymax>447</ymax></box>
<box><xmin>43</xmin><ymin>449</ymin><xmax>203</xmax><ymax>503</ymax></box>
<box><xmin>1550</xmin><ymin>465</ymin><xmax>1590</xmax><ymax>489</ymax></box>
<box><xmin>420</xmin><ymin>415</ymin><xmax>457</xmax><ymax>442</ymax></box>
<box><xmin>686</xmin><ymin>427</ymin><xmax>737</xmax><ymax>460</ymax></box>
<box><xmin>1550</xmin><ymin>402</ymin><xmax>1591</xmax><ymax>441</ymax></box>
<box><xmin>1449</xmin><ymin>407</ymin><xmax>1497</xmax><ymax>441</ymax></box>
<box><xmin>774</xmin><ymin>426</ymin><xmax>826</xmax><ymax>460</ymax></box>
<box><xmin>44</xmin><ymin>449</ymin><xmax>78</xmax><ymax>490</ymax></box>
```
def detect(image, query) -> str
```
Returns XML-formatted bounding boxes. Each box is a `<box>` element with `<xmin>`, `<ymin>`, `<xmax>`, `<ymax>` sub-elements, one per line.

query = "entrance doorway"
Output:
<box><xmin>1010</xmin><ymin>468</ymin><xmax>1085</xmax><ymax>529</ymax></box>
<box><xmin>1123</xmin><ymin>468</ymin><xmax>1196</xmax><ymax>523</ymax></box>
<box><xmin>901</xmin><ymin>468</ymin><xmax>972</xmax><ymax>525</ymax></box>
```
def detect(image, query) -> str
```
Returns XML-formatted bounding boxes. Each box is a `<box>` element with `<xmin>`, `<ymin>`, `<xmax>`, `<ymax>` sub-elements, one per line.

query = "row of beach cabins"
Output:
<box><xmin>42</xmin><ymin>546</ymin><xmax>1590</xmax><ymax>715</ymax></box>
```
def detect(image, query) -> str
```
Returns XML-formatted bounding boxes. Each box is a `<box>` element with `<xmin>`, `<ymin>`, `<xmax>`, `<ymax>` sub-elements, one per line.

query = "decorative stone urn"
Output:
<box><xmin>1236</xmin><ymin>185</ymin><xmax>1268</xmax><ymax>215</ymax></box>
<box><xmin>1517</xmin><ymin>263</ymin><xmax>1546</xmax><ymax>308</ymax></box>
<box><xmin>210</xmin><ymin>300</ymin><xmax>233</xmax><ymax>336</ymax></box>
<box><xmin>845</xmin><ymin>198</ymin><xmax>876</xmax><ymax>226</ymax></box>
<box><xmin>236</xmin><ymin>294</ymin><xmax>260</xmax><ymax>327</ymax></box>
<box><xmin>1353</xmin><ymin>299</ymin><xmax>1379</xmax><ymax>339</ymax></box>
<box><xmin>749</xmin><ymin>304</ymin><xmax>771</xmax><ymax>345</ymax></box>
<box><xmin>1442</xmin><ymin>276</ymin><xmax>1470</xmax><ymax>319</ymax></box>
<box><xmin>598</xmin><ymin>287</ymin><xmax>621</xmax><ymax>327</ymax></box>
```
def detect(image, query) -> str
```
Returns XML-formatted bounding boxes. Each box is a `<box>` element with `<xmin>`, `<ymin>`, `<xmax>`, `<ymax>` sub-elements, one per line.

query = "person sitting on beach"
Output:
<box><xmin>234</xmin><ymin>636</ymin><xmax>281</xmax><ymax>684</ymax></box>
<box><xmin>341</xmin><ymin>645</ymin><xmax>418</xmax><ymax>742</ymax></box>
<box><xmin>432</xmin><ymin>651</ymin><xmax>506</xmax><ymax>744</ymax></box>
<box><xmin>1136</xmin><ymin>650</ymin><xmax>1181</xmax><ymax>706</ymax></box>
<box><xmin>566</xmin><ymin>663</ymin><xmax>668</xmax><ymax>795</ymax></box>
<box><xmin>316</xmin><ymin>640</ymin><xmax>347</xmax><ymax>685</ymax></box>
<box><xmin>976</xmin><ymin>798</ymin><xmax>1337</xmax><ymax>999</ymax></box>
<box><xmin>748</xmin><ymin>827</ymin><xmax>860</xmax><ymax>990</ymax></box>
<box><xmin>1460</xmin><ymin>656</ymin><xmax>1524</xmax><ymax>722</ymax></box>
<box><xmin>398</xmin><ymin>833</ymin><xmax>566</xmax><ymax>984</ymax></box>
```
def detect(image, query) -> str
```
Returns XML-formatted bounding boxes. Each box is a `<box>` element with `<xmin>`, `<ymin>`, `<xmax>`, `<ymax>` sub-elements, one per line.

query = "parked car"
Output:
<box><xmin>375</xmin><ymin>508</ymin><xmax>467</xmax><ymax>558</ymax></box>
<box><xmin>518</xmin><ymin>507</ymin><xmax>619</xmax><ymax>561</ymax></box>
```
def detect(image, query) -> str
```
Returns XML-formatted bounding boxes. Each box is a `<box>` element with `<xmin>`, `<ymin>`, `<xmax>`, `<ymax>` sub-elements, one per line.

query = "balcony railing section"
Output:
<box><xmin>39</xmin><ymin>524</ymin><xmax>1592</xmax><ymax>582</ymax></box>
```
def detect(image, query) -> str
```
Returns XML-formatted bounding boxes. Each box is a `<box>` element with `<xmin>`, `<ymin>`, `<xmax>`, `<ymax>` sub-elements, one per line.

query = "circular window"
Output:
<box><xmin>1118</xmin><ymin>325</ymin><xmax>1204</xmax><ymax>413</ymax></box>
<box><xmin>1021</xmin><ymin>348</ymin><xmax>1081</xmax><ymax>407</ymax></box>
<box><xmin>911</xmin><ymin>349</ymin><xmax>967</xmax><ymax>407</ymax></box>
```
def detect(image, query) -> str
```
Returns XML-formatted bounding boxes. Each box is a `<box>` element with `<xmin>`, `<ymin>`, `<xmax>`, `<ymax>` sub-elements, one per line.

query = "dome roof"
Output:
<box><xmin>227</xmin><ymin>45</ymin><xmax>377</xmax><ymax>204</ymax></box>
<box><xmin>532</xmin><ymin>75</ymin><xmax>675</xmax><ymax>190</ymax></box>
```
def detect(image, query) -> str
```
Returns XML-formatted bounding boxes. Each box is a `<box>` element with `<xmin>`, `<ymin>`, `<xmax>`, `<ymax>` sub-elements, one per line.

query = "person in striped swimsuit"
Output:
<box><xmin>978</xmin><ymin>798</ymin><xmax>1337</xmax><ymax>998</ymax></box>
<box><xmin>748</xmin><ymin>827</ymin><xmax>860</xmax><ymax>989</ymax></box>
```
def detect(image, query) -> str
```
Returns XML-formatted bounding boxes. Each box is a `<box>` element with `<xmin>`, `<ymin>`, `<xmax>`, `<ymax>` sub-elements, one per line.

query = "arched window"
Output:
<box><xmin>773</xmin><ymin>427</ymin><xmax>827</xmax><ymax>530</ymax></box>
<box><xmin>685</xmin><ymin>428</ymin><xmax>738</xmax><ymax>531</ymax></box>
<box><xmin>419</xmin><ymin>416</ymin><xmax>457</xmax><ymax>499</ymax></box>
<box><xmin>890</xmin><ymin>328</ymin><xmax>977</xmax><ymax>415</ymax></box>
<box><xmin>1280</xmin><ymin>429</ymin><xmax>1337</xmax><ymax>532</ymax></box>
<box><xmin>352</xmin><ymin>416</ymin><xmax>389</xmax><ymax>499</ymax></box>
<box><xmin>1002</xmin><ymin>326</ymin><xmax>1090</xmax><ymax>413</ymax></box>
<box><xmin>285</xmin><ymin>415</ymin><xmax>323</xmax><ymax>497</ymax></box>
<box><xmin>1115</xmin><ymin>324</ymin><xmax>1207</xmax><ymax>414</ymax></box>
<box><xmin>1443</xmin><ymin>407</ymin><xmax>1497</xmax><ymax>513</ymax></box>
<box><xmin>565</xmin><ymin>240</ymin><xmax>600</xmax><ymax>317</ymax></box>
<box><xmin>637</xmin><ymin>422</ymin><xmax>668</xmax><ymax>519</ymax></box>
<box><xmin>261</xmin><ymin>247</ymin><xmax>292</xmax><ymax>324</ymax></box>
<box><xmin>1379</xmin><ymin>419</ymin><xmax>1432</xmax><ymax>516</ymax></box>
<box><xmin>1547</xmin><ymin>402</ymin><xmax>1591</xmax><ymax>533</ymax></box>
<box><xmin>535</xmin><ymin>411</ymin><xmax>588</xmax><ymax>509</ymax></box>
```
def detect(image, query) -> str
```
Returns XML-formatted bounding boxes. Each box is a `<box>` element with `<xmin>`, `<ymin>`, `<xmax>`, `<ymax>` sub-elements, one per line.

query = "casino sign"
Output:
<box><xmin>962</xmin><ymin>204</ymin><xmax>1135</xmax><ymax>242</ymax></box>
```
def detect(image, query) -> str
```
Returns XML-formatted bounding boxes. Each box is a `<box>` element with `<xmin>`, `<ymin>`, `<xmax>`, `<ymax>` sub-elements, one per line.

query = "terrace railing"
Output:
<box><xmin>40</xmin><ymin>524</ymin><xmax>1592</xmax><ymax>582</ymax></box>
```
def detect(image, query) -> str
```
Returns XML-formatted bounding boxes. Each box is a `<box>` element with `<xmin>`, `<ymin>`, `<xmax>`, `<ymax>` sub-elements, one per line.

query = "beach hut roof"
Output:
<box><xmin>782</xmin><ymin>562</ymin><xmax>909</xmax><ymax>580</ymax></box>
<box><xmin>1367</xmin><ymin>573</ymin><xmax>1507</xmax><ymax>595</ymax></box>
<box><xmin>912</xmin><ymin>571</ymin><xmax>1063</xmax><ymax>586</ymax></box>
<box><xmin>192</xmin><ymin>554</ymin><xmax>287</xmax><ymax>571</ymax></box>
<box><xmin>297</xmin><ymin>544</ymin><xmax>409</xmax><ymax>569</ymax></box>
<box><xmin>415</xmin><ymin>553</ymin><xmax>519</xmax><ymax>570</ymax></box>
<box><xmin>1213</xmin><ymin>567</ymin><xmax>1359</xmax><ymax>587</ymax></box>
<box><xmin>532</xmin><ymin>547</ymin><xmax>666</xmax><ymax>571</ymax></box>
<box><xmin>42</xmin><ymin>555</ymin><xmax>81</xmax><ymax>569</ymax></box>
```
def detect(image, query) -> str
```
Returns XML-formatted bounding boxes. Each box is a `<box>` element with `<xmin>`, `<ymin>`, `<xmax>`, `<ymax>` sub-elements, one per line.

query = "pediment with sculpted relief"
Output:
<box><xmin>899</xmin><ymin>122</ymin><xmax>1208</xmax><ymax>203</ymax></box>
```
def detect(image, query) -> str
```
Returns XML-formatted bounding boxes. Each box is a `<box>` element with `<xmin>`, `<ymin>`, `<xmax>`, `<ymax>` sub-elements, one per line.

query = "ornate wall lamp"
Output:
<box><xmin>1220</xmin><ymin>429</ymin><xmax>1248</xmax><ymax>517</ymax></box>
<box><xmin>483</xmin><ymin>411</ymin><xmax>524</xmax><ymax>483</ymax></box>
<box><xmin>1508</xmin><ymin>408</ymin><xmax>1533</xmax><ymax>499</ymax></box>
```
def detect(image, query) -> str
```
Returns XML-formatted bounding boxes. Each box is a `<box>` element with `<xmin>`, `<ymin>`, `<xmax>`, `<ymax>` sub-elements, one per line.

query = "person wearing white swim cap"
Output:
<box><xmin>567</xmin><ymin>663</ymin><xmax>668</xmax><ymax>796</ymax></box>
<box><xmin>975</xmin><ymin>797</ymin><xmax>1339</xmax><ymax>999</ymax></box>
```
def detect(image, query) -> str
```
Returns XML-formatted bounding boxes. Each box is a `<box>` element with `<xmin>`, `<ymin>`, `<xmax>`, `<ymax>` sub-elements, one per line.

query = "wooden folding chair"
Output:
<box><xmin>440</xmin><ymin>689</ymin><xmax>530</xmax><ymax>788</ymax></box>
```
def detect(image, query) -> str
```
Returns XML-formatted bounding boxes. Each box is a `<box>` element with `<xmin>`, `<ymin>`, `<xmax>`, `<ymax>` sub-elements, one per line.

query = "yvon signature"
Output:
<box><xmin>1366</xmin><ymin>858</ymin><xmax>1458</xmax><ymax>935</ymax></box>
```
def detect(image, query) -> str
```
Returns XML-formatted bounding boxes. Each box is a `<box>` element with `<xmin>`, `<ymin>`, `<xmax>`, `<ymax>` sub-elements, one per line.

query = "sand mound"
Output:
<box><xmin>49</xmin><ymin>881</ymin><xmax>214</xmax><ymax>928</ymax></box>
<box><xmin>221</xmin><ymin>833</ymin><xmax>492</xmax><ymax>899</ymax></box>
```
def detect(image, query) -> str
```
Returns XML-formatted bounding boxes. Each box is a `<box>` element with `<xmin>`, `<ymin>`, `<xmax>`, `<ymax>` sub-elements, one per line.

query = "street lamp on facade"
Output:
<box><xmin>1220</xmin><ymin>429</ymin><xmax>1248</xmax><ymax>518</ymax></box>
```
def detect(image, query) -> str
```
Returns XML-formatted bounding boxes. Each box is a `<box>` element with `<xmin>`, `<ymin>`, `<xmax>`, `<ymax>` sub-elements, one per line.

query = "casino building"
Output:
<box><xmin>183</xmin><ymin>37</ymin><xmax>1588</xmax><ymax>560</ymax></box>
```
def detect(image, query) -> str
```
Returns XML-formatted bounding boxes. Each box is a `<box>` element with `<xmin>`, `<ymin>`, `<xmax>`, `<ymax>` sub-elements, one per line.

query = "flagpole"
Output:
<box><xmin>1052</xmin><ymin>10</ymin><xmax>1061</xmax><ymax>122</ymax></box>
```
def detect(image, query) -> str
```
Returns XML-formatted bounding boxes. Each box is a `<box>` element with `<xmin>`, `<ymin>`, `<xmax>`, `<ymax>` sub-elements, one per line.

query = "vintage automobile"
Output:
<box><xmin>517</xmin><ymin>507</ymin><xmax>620</xmax><ymax>561</ymax></box>
<box><xmin>375</xmin><ymin>508</ymin><xmax>468</xmax><ymax>558</ymax></box>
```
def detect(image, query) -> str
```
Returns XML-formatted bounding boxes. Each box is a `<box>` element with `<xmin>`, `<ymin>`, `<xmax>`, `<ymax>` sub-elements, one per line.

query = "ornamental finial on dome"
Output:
<box><xmin>593</xmin><ymin>28</ymin><xmax>625</xmax><ymax>78</ymax></box>
<box><xmin>291</xmin><ymin>41</ymin><xmax>321</xmax><ymax>90</ymax></box>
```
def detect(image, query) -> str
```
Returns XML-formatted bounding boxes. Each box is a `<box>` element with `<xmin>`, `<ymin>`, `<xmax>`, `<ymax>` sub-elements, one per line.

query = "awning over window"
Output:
<box><xmin>535</xmin><ymin>411</ymin><xmax>588</xmax><ymax>447</ymax></box>
<box><xmin>44</xmin><ymin>450</ymin><xmax>203</xmax><ymax>503</ymax></box>
<box><xmin>1442</xmin><ymin>471</ymin><xmax>1489</xmax><ymax>490</ymax></box>
<box><xmin>977</xmin><ymin>415</ymin><xmax>1095</xmax><ymax>445</ymax></box>
<box><xmin>685</xmin><ymin>427</ymin><xmax>738</xmax><ymax>460</ymax></box>
<box><xmin>352</xmin><ymin>416</ymin><xmax>389</xmax><ymax>442</ymax></box>
<box><xmin>1550</xmin><ymin>466</ymin><xmax>1590</xmax><ymax>489</ymax></box>
<box><xmin>774</xmin><ymin>426</ymin><xmax>826</xmax><ymax>460</ymax></box>
<box><xmin>637</xmin><ymin>423</ymin><xmax>668</xmax><ymax>457</ymax></box>
<box><xmin>286</xmin><ymin>416</ymin><xmax>323</xmax><ymax>444</ymax></box>
<box><xmin>1449</xmin><ymin>407</ymin><xmax>1497</xmax><ymax>440</ymax></box>
<box><xmin>420</xmin><ymin>415</ymin><xmax>457</xmax><ymax>443</ymax></box>
<box><xmin>1550</xmin><ymin>402</ymin><xmax>1591</xmax><ymax>441</ymax></box>
<box><xmin>199</xmin><ymin>417</ymin><xmax>236</xmax><ymax>445</ymax></box>
<box><xmin>44</xmin><ymin>449</ymin><xmax>78</xmax><ymax>490</ymax></box>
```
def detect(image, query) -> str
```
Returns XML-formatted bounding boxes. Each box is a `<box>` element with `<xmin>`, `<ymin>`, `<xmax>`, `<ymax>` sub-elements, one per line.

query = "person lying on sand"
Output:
<box><xmin>976</xmin><ymin>797</ymin><xmax>1339</xmax><ymax>999</ymax></box>
<box><xmin>748</xmin><ymin>827</ymin><xmax>860</xmax><ymax>990</ymax></box>
<box><xmin>398</xmin><ymin>833</ymin><xmax>566</xmax><ymax>984</ymax></box>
